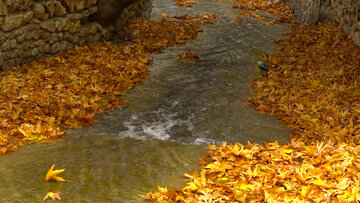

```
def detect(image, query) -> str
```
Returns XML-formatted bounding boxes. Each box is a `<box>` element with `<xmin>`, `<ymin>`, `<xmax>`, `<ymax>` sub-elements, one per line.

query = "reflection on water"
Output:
<box><xmin>0</xmin><ymin>0</ymin><xmax>291</xmax><ymax>201</ymax></box>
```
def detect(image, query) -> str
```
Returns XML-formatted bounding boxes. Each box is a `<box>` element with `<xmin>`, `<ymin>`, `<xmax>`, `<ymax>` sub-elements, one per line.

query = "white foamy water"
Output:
<box><xmin>121</xmin><ymin>109</ymin><xmax>195</xmax><ymax>141</ymax></box>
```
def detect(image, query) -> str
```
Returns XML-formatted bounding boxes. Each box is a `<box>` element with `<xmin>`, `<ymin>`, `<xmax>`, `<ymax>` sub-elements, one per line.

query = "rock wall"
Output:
<box><xmin>0</xmin><ymin>0</ymin><xmax>153</xmax><ymax>70</ymax></box>
<box><xmin>284</xmin><ymin>0</ymin><xmax>360</xmax><ymax>46</ymax></box>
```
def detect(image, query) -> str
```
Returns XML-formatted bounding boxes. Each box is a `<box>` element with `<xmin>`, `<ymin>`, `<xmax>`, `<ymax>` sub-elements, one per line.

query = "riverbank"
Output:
<box><xmin>144</xmin><ymin>0</ymin><xmax>360</xmax><ymax>201</ymax></box>
<box><xmin>0</xmin><ymin>14</ymin><xmax>218</xmax><ymax>154</ymax></box>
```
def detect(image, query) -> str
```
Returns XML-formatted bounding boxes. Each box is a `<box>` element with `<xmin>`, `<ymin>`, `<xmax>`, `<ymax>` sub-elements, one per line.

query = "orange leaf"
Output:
<box><xmin>45</xmin><ymin>164</ymin><xmax>66</xmax><ymax>182</ymax></box>
<box><xmin>43</xmin><ymin>191</ymin><xmax>61</xmax><ymax>201</ymax></box>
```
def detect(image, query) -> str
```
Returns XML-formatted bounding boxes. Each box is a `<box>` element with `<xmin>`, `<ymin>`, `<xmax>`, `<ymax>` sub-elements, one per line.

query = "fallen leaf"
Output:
<box><xmin>43</xmin><ymin>192</ymin><xmax>61</xmax><ymax>201</ymax></box>
<box><xmin>45</xmin><ymin>164</ymin><xmax>66</xmax><ymax>182</ymax></box>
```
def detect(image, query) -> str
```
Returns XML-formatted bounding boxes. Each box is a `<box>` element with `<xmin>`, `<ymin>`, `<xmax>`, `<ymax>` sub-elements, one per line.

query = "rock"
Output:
<box><xmin>101</xmin><ymin>25</ymin><xmax>115</xmax><ymax>40</ymax></box>
<box><xmin>24</xmin><ymin>48</ymin><xmax>32</xmax><ymax>57</ymax></box>
<box><xmin>284</xmin><ymin>0</ymin><xmax>360</xmax><ymax>46</ymax></box>
<box><xmin>75</xmin><ymin>0</ymin><xmax>84</xmax><ymax>11</ymax></box>
<box><xmin>0</xmin><ymin>1</ymin><xmax>8</xmax><ymax>15</ymax></box>
<box><xmin>40</xmin><ymin>31</ymin><xmax>51</xmax><ymax>41</ymax></box>
<box><xmin>51</xmin><ymin>41</ymin><xmax>68</xmax><ymax>54</ymax></box>
<box><xmin>40</xmin><ymin>20</ymin><xmax>55</xmax><ymax>32</ymax></box>
<box><xmin>78</xmin><ymin>37</ymin><xmax>87</xmax><ymax>46</ymax></box>
<box><xmin>42</xmin><ymin>0</ymin><xmax>56</xmax><ymax>17</ymax></box>
<box><xmin>49</xmin><ymin>33</ymin><xmax>58</xmax><ymax>44</ymax></box>
<box><xmin>32</xmin><ymin>29</ymin><xmax>42</xmax><ymax>40</ymax></box>
<box><xmin>69</xmin><ymin>20</ymin><xmax>81</xmax><ymax>33</ymax></box>
<box><xmin>4</xmin><ymin>0</ymin><xmax>19</xmax><ymax>14</ymax></box>
<box><xmin>69</xmin><ymin>13</ymin><xmax>83</xmax><ymax>20</ymax></box>
<box><xmin>353</xmin><ymin>22</ymin><xmax>360</xmax><ymax>46</ymax></box>
<box><xmin>16</xmin><ymin>33</ymin><xmax>26</xmax><ymax>43</ymax></box>
<box><xmin>81</xmin><ymin>9</ymin><xmax>90</xmax><ymax>17</ymax></box>
<box><xmin>5</xmin><ymin>59</ymin><xmax>17</xmax><ymax>70</ymax></box>
<box><xmin>38</xmin><ymin>41</ymin><xmax>51</xmax><ymax>53</ymax></box>
<box><xmin>29</xmin><ymin>18</ymin><xmax>40</xmax><ymax>24</ymax></box>
<box><xmin>60</xmin><ymin>17</ymin><xmax>72</xmax><ymax>31</ymax></box>
<box><xmin>78</xmin><ymin>29</ymin><xmax>85</xmax><ymax>37</ymax></box>
<box><xmin>90</xmin><ymin>33</ymin><xmax>101</xmax><ymax>42</ymax></box>
<box><xmin>82</xmin><ymin>22</ymin><xmax>100</xmax><ymax>35</ymax></box>
<box><xmin>89</xmin><ymin>0</ymin><xmax>97</xmax><ymax>6</ymax></box>
<box><xmin>36</xmin><ymin>40</ymin><xmax>51</xmax><ymax>53</ymax></box>
<box><xmin>89</xmin><ymin>0</ymin><xmax>134</xmax><ymax>26</ymax></box>
<box><xmin>1</xmin><ymin>40</ymin><xmax>10</xmax><ymax>50</ymax></box>
<box><xmin>81</xmin><ymin>7</ymin><xmax>97</xmax><ymax>17</ymax></box>
<box><xmin>62</xmin><ymin>0</ymin><xmax>74</xmax><ymax>12</ymax></box>
<box><xmin>54</xmin><ymin>1</ymin><xmax>67</xmax><ymax>16</ymax></box>
<box><xmin>54</xmin><ymin>18</ymin><xmax>67</xmax><ymax>31</ymax></box>
<box><xmin>31</xmin><ymin>3</ymin><xmax>49</xmax><ymax>20</ymax></box>
<box><xmin>10</xmin><ymin>39</ymin><xmax>17</xmax><ymax>49</ymax></box>
<box><xmin>21</xmin><ymin>41</ymin><xmax>31</xmax><ymax>49</ymax></box>
<box><xmin>0</xmin><ymin>31</ymin><xmax>6</xmax><ymax>44</ymax></box>
<box><xmin>23</xmin><ymin>11</ymin><xmax>34</xmax><ymax>24</ymax></box>
<box><xmin>19</xmin><ymin>0</ymin><xmax>34</xmax><ymax>11</ymax></box>
<box><xmin>89</xmin><ymin>6</ymin><xmax>98</xmax><ymax>14</ymax></box>
<box><xmin>1</xmin><ymin>13</ymin><xmax>24</xmax><ymax>32</ymax></box>
<box><xmin>31</xmin><ymin>47</ymin><xmax>39</xmax><ymax>57</ymax></box>
<box><xmin>64</xmin><ymin>32</ymin><xmax>79</xmax><ymax>42</ymax></box>
<box><xmin>57</xmin><ymin>32</ymin><xmax>64</xmax><ymax>40</ymax></box>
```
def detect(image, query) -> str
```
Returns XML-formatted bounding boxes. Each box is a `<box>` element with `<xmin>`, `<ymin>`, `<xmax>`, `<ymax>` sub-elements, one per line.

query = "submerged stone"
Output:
<box><xmin>256</xmin><ymin>61</ymin><xmax>268</xmax><ymax>71</ymax></box>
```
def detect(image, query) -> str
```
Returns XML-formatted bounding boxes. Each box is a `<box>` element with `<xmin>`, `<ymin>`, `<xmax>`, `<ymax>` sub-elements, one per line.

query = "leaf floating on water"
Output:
<box><xmin>45</xmin><ymin>164</ymin><xmax>66</xmax><ymax>182</ymax></box>
<box><xmin>177</xmin><ymin>52</ymin><xmax>199</xmax><ymax>59</ymax></box>
<box><xmin>177</xmin><ymin>52</ymin><xmax>200</xmax><ymax>63</ymax></box>
<box><xmin>43</xmin><ymin>192</ymin><xmax>61</xmax><ymax>201</ymax></box>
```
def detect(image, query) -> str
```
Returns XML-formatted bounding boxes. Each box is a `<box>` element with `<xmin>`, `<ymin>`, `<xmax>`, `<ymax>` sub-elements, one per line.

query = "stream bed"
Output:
<box><xmin>0</xmin><ymin>0</ymin><xmax>291</xmax><ymax>202</ymax></box>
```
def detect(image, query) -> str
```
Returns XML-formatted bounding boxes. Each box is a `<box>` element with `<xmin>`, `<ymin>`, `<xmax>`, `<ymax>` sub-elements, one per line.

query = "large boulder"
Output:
<box><xmin>89</xmin><ymin>0</ymin><xmax>134</xmax><ymax>26</ymax></box>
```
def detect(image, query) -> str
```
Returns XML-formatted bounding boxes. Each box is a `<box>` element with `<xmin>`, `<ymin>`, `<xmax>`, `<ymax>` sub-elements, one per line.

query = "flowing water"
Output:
<box><xmin>0</xmin><ymin>0</ymin><xmax>291</xmax><ymax>202</ymax></box>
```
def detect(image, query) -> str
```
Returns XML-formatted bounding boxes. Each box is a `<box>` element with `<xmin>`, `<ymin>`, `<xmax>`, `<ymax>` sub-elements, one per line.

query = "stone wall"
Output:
<box><xmin>284</xmin><ymin>0</ymin><xmax>360</xmax><ymax>46</ymax></box>
<box><xmin>0</xmin><ymin>0</ymin><xmax>153</xmax><ymax>70</ymax></box>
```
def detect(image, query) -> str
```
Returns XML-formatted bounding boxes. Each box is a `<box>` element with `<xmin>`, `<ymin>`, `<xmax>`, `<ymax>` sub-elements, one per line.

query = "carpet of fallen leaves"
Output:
<box><xmin>0</xmin><ymin>42</ymin><xmax>147</xmax><ymax>154</ymax></box>
<box><xmin>120</xmin><ymin>13</ymin><xmax>219</xmax><ymax>53</ymax></box>
<box><xmin>0</xmin><ymin>14</ymin><xmax>218</xmax><ymax>154</ymax></box>
<box><xmin>236</xmin><ymin>11</ymin><xmax>277</xmax><ymax>25</ymax></box>
<box><xmin>248</xmin><ymin>23</ymin><xmax>360</xmax><ymax>145</ymax></box>
<box><xmin>143</xmin><ymin>141</ymin><xmax>360</xmax><ymax>202</ymax></box>
<box><xmin>233</xmin><ymin>0</ymin><xmax>296</xmax><ymax>24</ymax></box>
<box><xmin>143</xmin><ymin>0</ymin><xmax>360</xmax><ymax>202</ymax></box>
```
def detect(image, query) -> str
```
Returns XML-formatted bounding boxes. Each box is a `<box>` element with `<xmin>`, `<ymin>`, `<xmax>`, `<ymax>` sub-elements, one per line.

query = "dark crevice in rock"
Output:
<box><xmin>89</xmin><ymin>0</ymin><xmax>134</xmax><ymax>26</ymax></box>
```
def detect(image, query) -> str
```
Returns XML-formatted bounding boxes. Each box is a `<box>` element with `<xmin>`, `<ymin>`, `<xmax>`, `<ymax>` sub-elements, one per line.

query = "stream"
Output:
<box><xmin>0</xmin><ymin>0</ymin><xmax>291</xmax><ymax>202</ymax></box>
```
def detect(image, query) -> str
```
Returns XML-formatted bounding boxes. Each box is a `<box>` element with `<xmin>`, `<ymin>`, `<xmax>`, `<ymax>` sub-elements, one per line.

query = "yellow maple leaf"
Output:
<box><xmin>45</xmin><ymin>164</ymin><xmax>66</xmax><ymax>182</ymax></box>
<box><xmin>43</xmin><ymin>191</ymin><xmax>61</xmax><ymax>201</ymax></box>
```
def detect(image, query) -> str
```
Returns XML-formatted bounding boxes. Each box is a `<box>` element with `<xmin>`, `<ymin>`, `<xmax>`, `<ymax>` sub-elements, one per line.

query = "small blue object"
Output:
<box><xmin>256</xmin><ymin>61</ymin><xmax>269</xmax><ymax>71</ymax></box>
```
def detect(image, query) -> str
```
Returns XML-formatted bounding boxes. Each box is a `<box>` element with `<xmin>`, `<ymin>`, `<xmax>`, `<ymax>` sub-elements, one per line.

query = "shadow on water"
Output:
<box><xmin>0</xmin><ymin>0</ymin><xmax>291</xmax><ymax>201</ymax></box>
